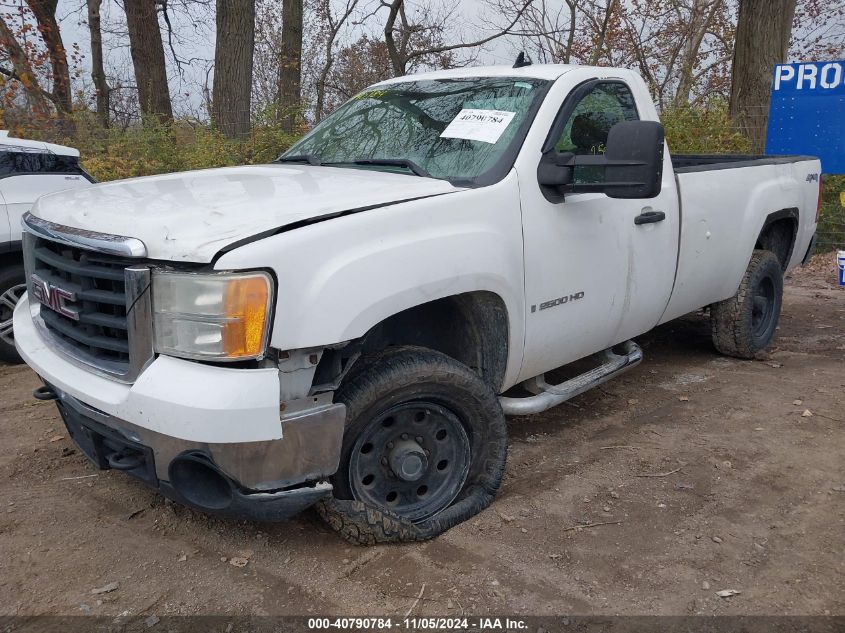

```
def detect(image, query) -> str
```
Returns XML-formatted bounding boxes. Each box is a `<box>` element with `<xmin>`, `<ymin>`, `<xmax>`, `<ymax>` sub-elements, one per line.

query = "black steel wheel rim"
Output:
<box><xmin>348</xmin><ymin>401</ymin><xmax>471</xmax><ymax>523</ymax></box>
<box><xmin>751</xmin><ymin>276</ymin><xmax>775</xmax><ymax>337</ymax></box>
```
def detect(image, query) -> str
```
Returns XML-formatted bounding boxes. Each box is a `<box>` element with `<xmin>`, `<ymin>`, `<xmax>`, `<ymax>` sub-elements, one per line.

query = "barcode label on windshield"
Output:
<box><xmin>440</xmin><ymin>109</ymin><xmax>516</xmax><ymax>144</ymax></box>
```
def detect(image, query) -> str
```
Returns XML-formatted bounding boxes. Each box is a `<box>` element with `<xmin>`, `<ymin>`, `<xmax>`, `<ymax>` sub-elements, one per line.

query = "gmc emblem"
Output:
<box><xmin>30</xmin><ymin>273</ymin><xmax>79</xmax><ymax>321</ymax></box>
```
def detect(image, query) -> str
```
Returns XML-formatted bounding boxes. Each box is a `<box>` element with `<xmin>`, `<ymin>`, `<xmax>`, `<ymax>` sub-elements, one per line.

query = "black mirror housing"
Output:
<box><xmin>537</xmin><ymin>151</ymin><xmax>574</xmax><ymax>187</ymax></box>
<box><xmin>537</xmin><ymin>120</ymin><xmax>665</xmax><ymax>201</ymax></box>
<box><xmin>603</xmin><ymin>120</ymin><xmax>664</xmax><ymax>199</ymax></box>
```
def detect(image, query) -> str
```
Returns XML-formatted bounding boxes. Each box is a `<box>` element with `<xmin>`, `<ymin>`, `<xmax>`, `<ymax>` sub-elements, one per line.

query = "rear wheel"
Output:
<box><xmin>316</xmin><ymin>346</ymin><xmax>507</xmax><ymax>544</ymax></box>
<box><xmin>711</xmin><ymin>250</ymin><xmax>783</xmax><ymax>359</ymax></box>
<box><xmin>0</xmin><ymin>265</ymin><xmax>26</xmax><ymax>364</ymax></box>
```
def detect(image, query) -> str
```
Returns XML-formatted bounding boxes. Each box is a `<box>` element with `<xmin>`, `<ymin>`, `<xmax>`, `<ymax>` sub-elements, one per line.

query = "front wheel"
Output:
<box><xmin>0</xmin><ymin>265</ymin><xmax>26</xmax><ymax>364</ymax></box>
<box><xmin>316</xmin><ymin>346</ymin><xmax>507</xmax><ymax>544</ymax></box>
<box><xmin>711</xmin><ymin>250</ymin><xmax>784</xmax><ymax>359</ymax></box>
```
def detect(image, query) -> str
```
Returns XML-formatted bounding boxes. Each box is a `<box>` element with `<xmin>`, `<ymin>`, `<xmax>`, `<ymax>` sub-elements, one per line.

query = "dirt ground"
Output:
<box><xmin>0</xmin><ymin>253</ymin><xmax>843</xmax><ymax>618</ymax></box>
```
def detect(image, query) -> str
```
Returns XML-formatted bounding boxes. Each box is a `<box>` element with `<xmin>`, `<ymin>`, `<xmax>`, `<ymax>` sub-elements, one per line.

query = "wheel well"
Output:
<box><xmin>315</xmin><ymin>292</ymin><xmax>510</xmax><ymax>392</ymax></box>
<box><xmin>0</xmin><ymin>250</ymin><xmax>23</xmax><ymax>272</ymax></box>
<box><xmin>755</xmin><ymin>209</ymin><xmax>798</xmax><ymax>270</ymax></box>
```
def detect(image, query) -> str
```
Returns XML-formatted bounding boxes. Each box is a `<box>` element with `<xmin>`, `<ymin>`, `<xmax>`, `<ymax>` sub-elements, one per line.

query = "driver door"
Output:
<box><xmin>517</xmin><ymin>80</ymin><xmax>680</xmax><ymax>382</ymax></box>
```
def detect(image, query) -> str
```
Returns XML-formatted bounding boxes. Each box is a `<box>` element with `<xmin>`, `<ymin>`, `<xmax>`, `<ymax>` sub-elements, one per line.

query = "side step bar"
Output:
<box><xmin>499</xmin><ymin>340</ymin><xmax>643</xmax><ymax>416</ymax></box>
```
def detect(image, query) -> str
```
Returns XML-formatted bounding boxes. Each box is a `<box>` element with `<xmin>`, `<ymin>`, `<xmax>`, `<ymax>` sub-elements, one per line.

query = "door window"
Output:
<box><xmin>553</xmin><ymin>82</ymin><xmax>639</xmax><ymax>156</ymax></box>
<box><xmin>0</xmin><ymin>150</ymin><xmax>85</xmax><ymax>177</ymax></box>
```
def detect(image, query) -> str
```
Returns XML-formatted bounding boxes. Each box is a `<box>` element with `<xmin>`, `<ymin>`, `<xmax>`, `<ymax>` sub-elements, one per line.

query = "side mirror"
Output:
<box><xmin>537</xmin><ymin>120</ymin><xmax>665</xmax><ymax>200</ymax></box>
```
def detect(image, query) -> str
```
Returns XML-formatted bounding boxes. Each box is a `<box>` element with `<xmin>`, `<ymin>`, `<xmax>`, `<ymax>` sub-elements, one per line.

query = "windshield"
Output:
<box><xmin>279</xmin><ymin>77</ymin><xmax>550</xmax><ymax>184</ymax></box>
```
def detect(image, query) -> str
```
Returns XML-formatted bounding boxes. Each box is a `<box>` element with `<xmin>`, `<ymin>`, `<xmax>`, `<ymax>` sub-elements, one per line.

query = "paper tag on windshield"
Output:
<box><xmin>440</xmin><ymin>109</ymin><xmax>516</xmax><ymax>144</ymax></box>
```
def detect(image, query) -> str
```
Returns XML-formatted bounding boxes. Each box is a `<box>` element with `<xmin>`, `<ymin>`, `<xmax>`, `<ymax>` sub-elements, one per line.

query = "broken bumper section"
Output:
<box><xmin>51</xmin><ymin>384</ymin><xmax>341</xmax><ymax>521</ymax></box>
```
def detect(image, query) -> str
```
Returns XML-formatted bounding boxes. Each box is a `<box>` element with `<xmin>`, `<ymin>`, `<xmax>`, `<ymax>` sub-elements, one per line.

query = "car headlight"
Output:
<box><xmin>152</xmin><ymin>270</ymin><xmax>273</xmax><ymax>361</ymax></box>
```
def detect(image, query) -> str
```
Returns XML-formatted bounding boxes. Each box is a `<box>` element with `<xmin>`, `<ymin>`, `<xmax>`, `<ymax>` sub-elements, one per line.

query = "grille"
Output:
<box><xmin>30</xmin><ymin>236</ymin><xmax>131</xmax><ymax>368</ymax></box>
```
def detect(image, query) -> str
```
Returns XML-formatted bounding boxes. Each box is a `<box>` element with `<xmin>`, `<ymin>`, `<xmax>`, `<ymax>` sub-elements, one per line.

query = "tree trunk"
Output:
<box><xmin>729</xmin><ymin>0</ymin><xmax>796</xmax><ymax>152</ymax></box>
<box><xmin>277</xmin><ymin>0</ymin><xmax>303</xmax><ymax>133</ymax></box>
<box><xmin>588</xmin><ymin>0</ymin><xmax>617</xmax><ymax>66</ymax></box>
<box><xmin>124</xmin><ymin>0</ymin><xmax>173</xmax><ymax>123</ymax></box>
<box><xmin>213</xmin><ymin>0</ymin><xmax>255</xmax><ymax>139</ymax></box>
<box><xmin>384</xmin><ymin>0</ymin><xmax>405</xmax><ymax>76</ymax></box>
<box><xmin>674</xmin><ymin>0</ymin><xmax>721</xmax><ymax>108</ymax></box>
<box><xmin>563</xmin><ymin>0</ymin><xmax>577</xmax><ymax>64</ymax></box>
<box><xmin>0</xmin><ymin>15</ymin><xmax>52</xmax><ymax>116</ymax></box>
<box><xmin>26</xmin><ymin>0</ymin><xmax>74</xmax><ymax>132</ymax></box>
<box><xmin>315</xmin><ymin>45</ymin><xmax>333</xmax><ymax>124</ymax></box>
<box><xmin>87</xmin><ymin>0</ymin><xmax>109</xmax><ymax>128</ymax></box>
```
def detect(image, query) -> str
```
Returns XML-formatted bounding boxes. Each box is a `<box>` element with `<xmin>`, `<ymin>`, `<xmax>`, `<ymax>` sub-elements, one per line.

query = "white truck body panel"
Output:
<box><xmin>31</xmin><ymin>165</ymin><xmax>461</xmax><ymax>262</ymax></box>
<box><xmin>1</xmin><ymin>174</ymin><xmax>90</xmax><ymax>244</ymax></box>
<box><xmin>0</xmin><ymin>134</ymin><xmax>89</xmax><ymax>247</ymax></box>
<box><xmin>13</xmin><ymin>295</ymin><xmax>283</xmax><ymax>443</ymax></box>
<box><xmin>660</xmin><ymin>162</ymin><xmax>820</xmax><ymax>323</ymax></box>
<box><xmin>0</xmin><ymin>132</ymin><xmax>80</xmax><ymax>155</ymax></box>
<box><xmin>512</xmin><ymin>67</ymin><xmax>682</xmax><ymax>380</ymax></box>
<box><xmin>216</xmin><ymin>171</ymin><xmax>528</xmax><ymax>389</ymax></box>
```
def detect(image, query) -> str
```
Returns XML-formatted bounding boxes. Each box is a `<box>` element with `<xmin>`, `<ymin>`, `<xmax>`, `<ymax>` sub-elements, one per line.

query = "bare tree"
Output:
<box><xmin>86</xmin><ymin>0</ymin><xmax>110</xmax><ymax>127</ymax></box>
<box><xmin>382</xmin><ymin>0</ymin><xmax>537</xmax><ymax>77</ymax></box>
<box><xmin>124</xmin><ymin>0</ymin><xmax>173</xmax><ymax>123</ymax></box>
<box><xmin>277</xmin><ymin>0</ymin><xmax>303</xmax><ymax>132</ymax></box>
<box><xmin>26</xmin><ymin>0</ymin><xmax>72</xmax><ymax>121</ymax></box>
<box><xmin>321</xmin><ymin>34</ymin><xmax>394</xmax><ymax>110</ymax></box>
<box><xmin>791</xmin><ymin>0</ymin><xmax>845</xmax><ymax>61</ymax></box>
<box><xmin>212</xmin><ymin>0</ymin><xmax>255</xmax><ymax>139</ymax></box>
<box><xmin>729</xmin><ymin>0</ymin><xmax>796</xmax><ymax>151</ymax></box>
<box><xmin>314</xmin><ymin>0</ymin><xmax>359</xmax><ymax>122</ymax></box>
<box><xmin>586</xmin><ymin>0</ymin><xmax>617</xmax><ymax>65</ymax></box>
<box><xmin>597</xmin><ymin>0</ymin><xmax>735</xmax><ymax>109</ymax></box>
<box><xmin>0</xmin><ymin>14</ymin><xmax>53</xmax><ymax>116</ymax></box>
<box><xmin>493</xmin><ymin>0</ymin><xmax>579</xmax><ymax>64</ymax></box>
<box><xmin>674</xmin><ymin>0</ymin><xmax>727</xmax><ymax>107</ymax></box>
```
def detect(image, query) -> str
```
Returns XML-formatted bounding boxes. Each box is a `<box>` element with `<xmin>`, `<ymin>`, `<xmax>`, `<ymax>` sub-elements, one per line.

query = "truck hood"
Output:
<box><xmin>31</xmin><ymin>164</ymin><xmax>462</xmax><ymax>262</ymax></box>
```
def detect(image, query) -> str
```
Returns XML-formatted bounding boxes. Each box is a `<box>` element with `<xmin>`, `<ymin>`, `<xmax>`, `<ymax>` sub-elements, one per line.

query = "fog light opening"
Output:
<box><xmin>169</xmin><ymin>454</ymin><xmax>234</xmax><ymax>511</ymax></box>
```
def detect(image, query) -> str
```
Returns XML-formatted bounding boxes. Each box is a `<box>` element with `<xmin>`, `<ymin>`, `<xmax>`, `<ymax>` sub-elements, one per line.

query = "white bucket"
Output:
<box><xmin>838</xmin><ymin>250</ymin><xmax>845</xmax><ymax>286</ymax></box>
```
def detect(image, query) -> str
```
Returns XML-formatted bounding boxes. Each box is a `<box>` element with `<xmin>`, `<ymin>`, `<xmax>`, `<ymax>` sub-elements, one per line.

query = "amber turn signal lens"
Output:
<box><xmin>223</xmin><ymin>275</ymin><xmax>271</xmax><ymax>358</ymax></box>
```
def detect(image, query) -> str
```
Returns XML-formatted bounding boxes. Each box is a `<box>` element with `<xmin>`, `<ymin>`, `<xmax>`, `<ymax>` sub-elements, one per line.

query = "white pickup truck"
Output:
<box><xmin>13</xmin><ymin>64</ymin><xmax>820</xmax><ymax>544</ymax></box>
<box><xmin>0</xmin><ymin>132</ymin><xmax>92</xmax><ymax>363</ymax></box>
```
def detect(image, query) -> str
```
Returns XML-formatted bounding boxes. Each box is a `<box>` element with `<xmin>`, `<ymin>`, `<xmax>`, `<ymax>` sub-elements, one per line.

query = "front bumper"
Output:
<box><xmin>53</xmin><ymin>386</ymin><xmax>335</xmax><ymax>520</ymax></box>
<box><xmin>14</xmin><ymin>295</ymin><xmax>346</xmax><ymax>520</ymax></box>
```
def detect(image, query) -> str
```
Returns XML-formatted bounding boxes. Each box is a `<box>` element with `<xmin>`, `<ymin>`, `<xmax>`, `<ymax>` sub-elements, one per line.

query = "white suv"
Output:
<box><xmin>0</xmin><ymin>132</ymin><xmax>93</xmax><ymax>362</ymax></box>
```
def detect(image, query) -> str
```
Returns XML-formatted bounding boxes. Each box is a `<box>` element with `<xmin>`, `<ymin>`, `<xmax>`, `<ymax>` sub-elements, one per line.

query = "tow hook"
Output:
<box><xmin>32</xmin><ymin>385</ymin><xmax>58</xmax><ymax>401</ymax></box>
<box><xmin>106</xmin><ymin>449</ymin><xmax>145</xmax><ymax>471</ymax></box>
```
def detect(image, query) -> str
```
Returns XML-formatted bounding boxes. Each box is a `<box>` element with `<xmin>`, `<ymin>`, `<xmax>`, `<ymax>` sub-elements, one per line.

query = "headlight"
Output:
<box><xmin>152</xmin><ymin>271</ymin><xmax>273</xmax><ymax>361</ymax></box>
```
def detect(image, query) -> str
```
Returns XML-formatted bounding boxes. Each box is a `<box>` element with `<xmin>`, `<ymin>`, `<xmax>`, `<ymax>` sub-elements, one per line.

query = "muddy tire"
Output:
<box><xmin>316</xmin><ymin>346</ymin><xmax>507</xmax><ymax>544</ymax></box>
<box><xmin>711</xmin><ymin>250</ymin><xmax>783</xmax><ymax>359</ymax></box>
<box><xmin>0</xmin><ymin>265</ymin><xmax>26</xmax><ymax>364</ymax></box>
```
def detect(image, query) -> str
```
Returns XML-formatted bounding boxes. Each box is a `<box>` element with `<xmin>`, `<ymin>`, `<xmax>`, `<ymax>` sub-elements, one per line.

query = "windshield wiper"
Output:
<box><xmin>343</xmin><ymin>158</ymin><xmax>432</xmax><ymax>178</ymax></box>
<box><xmin>276</xmin><ymin>153</ymin><xmax>322</xmax><ymax>166</ymax></box>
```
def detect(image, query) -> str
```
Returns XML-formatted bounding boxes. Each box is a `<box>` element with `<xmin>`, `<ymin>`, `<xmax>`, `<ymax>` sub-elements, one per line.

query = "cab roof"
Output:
<box><xmin>0</xmin><ymin>131</ymin><xmax>80</xmax><ymax>157</ymax></box>
<box><xmin>374</xmin><ymin>63</ymin><xmax>584</xmax><ymax>86</ymax></box>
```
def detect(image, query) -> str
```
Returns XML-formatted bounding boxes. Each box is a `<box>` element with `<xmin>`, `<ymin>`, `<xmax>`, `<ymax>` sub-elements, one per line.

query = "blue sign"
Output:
<box><xmin>766</xmin><ymin>61</ymin><xmax>845</xmax><ymax>174</ymax></box>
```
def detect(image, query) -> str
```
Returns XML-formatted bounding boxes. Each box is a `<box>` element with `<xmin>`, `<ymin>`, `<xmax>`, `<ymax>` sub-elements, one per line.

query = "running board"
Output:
<box><xmin>499</xmin><ymin>340</ymin><xmax>643</xmax><ymax>416</ymax></box>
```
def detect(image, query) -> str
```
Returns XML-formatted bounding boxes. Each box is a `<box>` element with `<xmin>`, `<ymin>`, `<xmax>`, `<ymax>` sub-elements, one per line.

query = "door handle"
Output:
<box><xmin>634</xmin><ymin>210</ymin><xmax>666</xmax><ymax>225</ymax></box>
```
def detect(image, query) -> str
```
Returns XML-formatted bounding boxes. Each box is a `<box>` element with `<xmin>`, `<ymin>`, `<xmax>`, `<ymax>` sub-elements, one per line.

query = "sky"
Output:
<box><xmin>45</xmin><ymin>0</ymin><xmax>524</xmax><ymax>117</ymax></box>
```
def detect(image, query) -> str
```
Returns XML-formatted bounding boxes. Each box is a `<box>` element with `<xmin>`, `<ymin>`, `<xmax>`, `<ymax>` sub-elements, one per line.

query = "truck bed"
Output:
<box><xmin>672</xmin><ymin>154</ymin><xmax>818</xmax><ymax>173</ymax></box>
<box><xmin>659</xmin><ymin>153</ymin><xmax>820</xmax><ymax>326</ymax></box>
